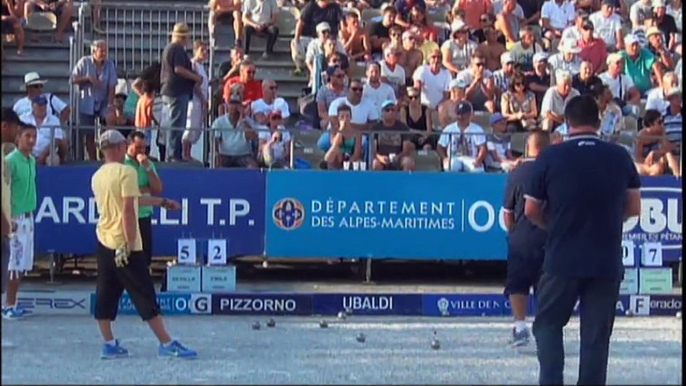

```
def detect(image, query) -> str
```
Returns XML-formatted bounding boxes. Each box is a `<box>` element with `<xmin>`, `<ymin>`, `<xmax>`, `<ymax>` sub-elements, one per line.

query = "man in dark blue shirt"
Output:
<box><xmin>502</xmin><ymin>130</ymin><xmax>550</xmax><ymax>348</ymax></box>
<box><xmin>524</xmin><ymin>95</ymin><xmax>642</xmax><ymax>385</ymax></box>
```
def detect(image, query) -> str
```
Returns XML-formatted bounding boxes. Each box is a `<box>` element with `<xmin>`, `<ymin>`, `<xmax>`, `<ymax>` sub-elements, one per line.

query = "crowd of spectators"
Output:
<box><xmin>1</xmin><ymin>0</ymin><xmax>682</xmax><ymax>176</ymax></box>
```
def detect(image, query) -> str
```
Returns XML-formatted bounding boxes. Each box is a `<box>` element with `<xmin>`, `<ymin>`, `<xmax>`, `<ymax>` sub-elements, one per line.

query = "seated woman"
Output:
<box><xmin>323</xmin><ymin>104</ymin><xmax>363</xmax><ymax>169</ymax></box>
<box><xmin>500</xmin><ymin>71</ymin><xmax>538</xmax><ymax>132</ymax></box>
<box><xmin>259</xmin><ymin>110</ymin><xmax>292</xmax><ymax>168</ymax></box>
<box><xmin>634</xmin><ymin>109</ymin><xmax>681</xmax><ymax>176</ymax></box>
<box><xmin>399</xmin><ymin>86</ymin><xmax>434</xmax><ymax>150</ymax></box>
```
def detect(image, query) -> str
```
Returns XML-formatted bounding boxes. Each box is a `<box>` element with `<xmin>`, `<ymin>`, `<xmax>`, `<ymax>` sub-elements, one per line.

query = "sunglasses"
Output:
<box><xmin>270</xmin><ymin>115</ymin><xmax>283</xmax><ymax>120</ymax></box>
<box><xmin>474</xmin><ymin>62</ymin><xmax>485</xmax><ymax>67</ymax></box>
<box><xmin>29</xmin><ymin>84</ymin><xmax>44</xmax><ymax>89</ymax></box>
<box><xmin>351</xmin><ymin>87</ymin><xmax>363</xmax><ymax>92</ymax></box>
<box><xmin>408</xmin><ymin>95</ymin><xmax>419</xmax><ymax>100</ymax></box>
<box><xmin>514</xmin><ymin>82</ymin><xmax>524</xmax><ymax>87</ymax></box>
<box><xmin>383</xmin><ymin>108</ymin><xmax>395</xmax><ymax>112</ymax></box>
<box><xmin>269</xmin><ymin>86</ymin><xmax>278</xmax><ymax>90</ymax></box>
<box><xmin>429</xmin><ymin>55</ymin><xmax>440</xmax><ymax>59</ymax></box>
<box><xmin>246</xmin><ymin>70</ymin><xmax>256</xmax><ymax>75</ymax></box>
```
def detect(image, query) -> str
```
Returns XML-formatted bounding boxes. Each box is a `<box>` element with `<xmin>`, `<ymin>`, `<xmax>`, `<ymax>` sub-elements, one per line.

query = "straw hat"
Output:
<box><xmin>170</xmin><ymin>22</ymin><xmax>191</xmax><ymax>37</ymax></box>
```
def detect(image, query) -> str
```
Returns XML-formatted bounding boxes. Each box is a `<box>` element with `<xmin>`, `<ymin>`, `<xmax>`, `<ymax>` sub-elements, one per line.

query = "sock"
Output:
<box><xmin>514</xmin><ymin>320</ymin><xmax>528</xmax><ymax>333</ymax></box>
<box><xmin>104</xmin><ymin>339</ymin><xmax>116</xmax><ymax>346</ymax></box>
<box><xmin>162</xmin><ymin>340</ymin><xmax>174</xmax><ymax>348</ymax></box>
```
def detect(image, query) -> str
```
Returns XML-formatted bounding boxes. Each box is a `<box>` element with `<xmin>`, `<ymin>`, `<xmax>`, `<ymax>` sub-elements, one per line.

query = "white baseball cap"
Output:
<box><xmin>533</xmin><ymin>52</ymin><xmax>549</xmax><ymax>63</ymax></box>
<box><xmin>451</xmin><ymin>20</ymin><xmax>467</xmax><ymax>33</ymax></box>
<box><xmin>652</xmin><ymin>0</ymin><xmax>666</xmax><ymax>7</ymax></box>
<box><xmin>624</xmin><ymin>34</ymin><xmax>639</xmax><ymax>46</ymax></box>
<box><xmin>316</xmin><ymin>22</ymin><xmax>331</xmax><ymax>33</ymax></box>
<box><xmin>559</xmin><ymin>38</ymin><xmax>581</xmax><ymax>54</ymax></box>
<box><xmin>500</xmin><ymin>52</ymin><xmax>514</xmax><ymax>64</ymax></box>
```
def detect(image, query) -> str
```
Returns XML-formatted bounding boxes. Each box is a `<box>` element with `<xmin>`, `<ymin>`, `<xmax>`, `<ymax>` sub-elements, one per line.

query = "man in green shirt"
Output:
<box><xmin>123</xmin><ymin>131</ymin><xmax>163</xmax><ymax>267</ymax></box>
<box><xmin>2</xmin><ymin>124</ymin><xmax>37</xmax><ymax>320</ymax></box>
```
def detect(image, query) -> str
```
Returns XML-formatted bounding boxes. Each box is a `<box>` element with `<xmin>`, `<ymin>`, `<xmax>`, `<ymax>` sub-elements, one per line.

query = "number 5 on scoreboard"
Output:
<box><xmin>177</xmin><ymin>239</ymin><xmax>197</xmax><ymax>265</ymax></box>
<box><xmin>621</xmin><ymin>240</ymin><xmax>635</xmax><ymax>267</ymax></box>
<box><xmin>207</xmin><ymin>239</ymin><xmax>228</xmax><ymax>265</ymax></box>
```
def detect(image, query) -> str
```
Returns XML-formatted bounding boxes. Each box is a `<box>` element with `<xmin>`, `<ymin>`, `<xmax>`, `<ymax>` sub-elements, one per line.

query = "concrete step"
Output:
<box><xmin>1</xmin><ymin>62</ymin><xmax>72</xmax><ymax>78</ymax></box>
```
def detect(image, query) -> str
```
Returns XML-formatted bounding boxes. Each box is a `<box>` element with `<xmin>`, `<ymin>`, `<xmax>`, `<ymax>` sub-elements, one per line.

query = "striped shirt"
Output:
<box><xmin>492</xmin><ymin>70</ymin><xmax>512</xmax><ymax>92</ymax></box>
<box><xmin>664</xmin><ymin>108</ymin><xmax>682</xmax><ymax>153</ymax></box>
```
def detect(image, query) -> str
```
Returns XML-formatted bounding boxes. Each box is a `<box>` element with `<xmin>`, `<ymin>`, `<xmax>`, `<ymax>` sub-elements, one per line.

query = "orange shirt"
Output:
<box><xmin>135</xmin><ymin>93</ymin><xmax>154</xmax><ymax>128</ymax></box>
<box><xmin>223</xmin><ymin>77</ymin><xmax>263</xmax><ymax>104</ymax></box>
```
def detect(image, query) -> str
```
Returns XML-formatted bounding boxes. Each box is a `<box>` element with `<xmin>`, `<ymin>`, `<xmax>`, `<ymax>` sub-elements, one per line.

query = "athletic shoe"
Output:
<box><xmin>509</xmin><ymin>327</ymin><xmax>530</xmax><ymax>348</ymax></box>
<box><xmin>158</xmin><ymin>340</ymin><xmax>197</xmax><ymax>359</ymax></box>
<box><xmin>101</xmin><ymin>340</ymin><xmax>130</xmax><ymax>360</ymax></box>
<box><xmin>2</xmin><ymin>307</ymin><xmax>25</xmax><ymax>320</ymax></box>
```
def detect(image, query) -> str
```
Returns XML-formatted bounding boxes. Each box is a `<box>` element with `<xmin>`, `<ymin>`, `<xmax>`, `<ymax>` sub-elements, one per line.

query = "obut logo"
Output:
<box><xmin>272</xmin><ymin>198</ymin><xmax>305</xmax><ymax>230</ymax></box>
<box><xmin>622</xmin><ymin>186</ymin><xmax>682</xmax><ymax>246</ymax></box>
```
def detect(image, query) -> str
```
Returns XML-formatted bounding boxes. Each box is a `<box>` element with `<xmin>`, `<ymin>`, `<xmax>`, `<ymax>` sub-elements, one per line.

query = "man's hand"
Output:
<box><xmin>11</xmin><ymin>221</ymin><xmax>17</xmax><ymax>233</ymax></box>
<box><xmin>114</xmin><ymin>244</ymin><xmax>130</xmax><ymax>267</ymax></box>
<box><xmin>136</xmin><ymin>153</ymin><xmax>151</xmax><ymax>168</ymax></box>
<box><xmin>162</xmin><ymin>199</ymin><xmax>182</xmax><ymax>210</ymax></box>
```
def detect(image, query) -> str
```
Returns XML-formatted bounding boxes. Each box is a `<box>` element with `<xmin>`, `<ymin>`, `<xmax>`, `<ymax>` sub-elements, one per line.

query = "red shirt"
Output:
<box><xmin>223</xmin><ymin>77</ymin><xmax>263</xmax><ymax>104</ymax></box>
<box><xmin>578</xmin><ymin>37</ymin><xmax>608</xmax><ymax>74</ymax></box>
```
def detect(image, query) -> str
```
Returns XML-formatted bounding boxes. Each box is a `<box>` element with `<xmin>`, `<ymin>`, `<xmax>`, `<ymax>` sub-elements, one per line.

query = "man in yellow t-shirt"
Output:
<box><xmin>92</xmin><ymin>130</ymin><xmax>197</xmax><ymax>360</ymax></box>
<box><xmin>1</xmin><ymin>108</ymin><xmax>21</xmax><ymax>349</ymax></box>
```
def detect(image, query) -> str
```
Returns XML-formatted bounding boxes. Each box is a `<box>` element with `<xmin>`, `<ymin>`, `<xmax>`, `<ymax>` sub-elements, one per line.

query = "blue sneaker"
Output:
<box><xmin>101</xmin><ymin>340</ymin><xmax>130</xmax><ymax>359</ymax></box>
<box><xmin>509</xmin><ymin>327</ymin><xmax>530</xmax><ymax>348</ymax></box>
<box><xmin>2</xmin><ymin>307</ymin><xmax>25</xmax><ymax>320</ymax></box>
<box><xmin>158</xmin><ymin>340</ymin><xmax>197</xmax><ymax>359</ymax></box>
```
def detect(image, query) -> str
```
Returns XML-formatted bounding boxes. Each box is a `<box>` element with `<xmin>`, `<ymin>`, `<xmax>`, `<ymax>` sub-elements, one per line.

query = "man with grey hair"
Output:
<box><xmin>645</xmin><ymin>71</ymin><xmax>680</xmax><ymax>113</ymax></box>
<box><xmin>71</xmin><ymin>39</ymin><xmax>118</xmax><ymax>160</ymax></box>
<box><xmin>540</xmin><ymin>70</ymin><xmax>580</xmax><ymax>131</ymax></box>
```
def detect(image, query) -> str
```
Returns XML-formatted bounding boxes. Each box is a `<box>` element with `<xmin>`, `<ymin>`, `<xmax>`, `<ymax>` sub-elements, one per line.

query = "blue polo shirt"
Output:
<box><xmin>503</xmin><ymin>159</ymin><xmax>547</xmax><ymax>253</ymax></box>
<box><xmin>524</xmin><ymin>134</ymin><xmax>641</xmax><ymax>280</ymax></box>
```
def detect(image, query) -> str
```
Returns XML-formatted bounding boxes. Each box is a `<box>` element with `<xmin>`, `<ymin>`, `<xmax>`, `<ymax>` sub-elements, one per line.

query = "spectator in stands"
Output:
<box><xmin>369</xmin><ymin>6</ymin><xmax>396</xmax><ymax>56</ymax></box>
<box><xmin>316</xmin><ymin>66</ymin><xmax>347</xmax><ymax>129</ymax></box>
<box><xmin>72</xmin><ymin>40</ymin><xmax>118</xmax><ymax>161</ymax></box>
<box><xmin>457</xmin><ymin>53</ymin><xmax>498</xmax><ymax>113</ymax></box>
<box><xmin>220</xmin><ymin>46</ymin><xmax>246</xmax><ymax>83</ymax></box>
<box><xmin>594</xmin><ymin>83</ymin><xmax>625</xmax><ymax>140</ymax></box>
<box><xmin>160</xmin><ymin>23</ymin><xmax>201</xmax><ymax>162</ymax></box>
<box><xmin>401</xmin><ymin>86</ymin><xmax>434</xmax><ymax>150</ymax></box>
<box><xmin>212</xmin><ymin>93</ymin><xmax>259</xmax><ymax>168</ymax></box>
<box><xmin>416</xmin><ymin>28</ymin><xmax>440</xmax><ymax>63</ymax></box>
<box><xmin>501</xmin><ymin>71</ymin><xmax>538</xmax><ymax>132</ymax></box>
<box><xmin>379</xmin><ymin>45</ymin><xmax>406</xmax><ymax>95</ymax></box>
<box><xmin>291</xmin><ymin>0</ymin><xmax>343</xmax><ymax>76</ymax></box>
<box><xmin>182</xmin><ymin>41</ymin><xmax>209</xmax><ymax>162</ymax></box>
<box><xmin>495</xmin><ymin>0</ymin><xmax>520</xmax><ymax>49</ymax></box>
<box><xmin>134</xmin><ymin>79</ymin><xmax>156</xmax><ymax>155</ymax></box>
<box><xmin>383</xmin><ymin>25</ymin><xmax>403</xmax><ymax>53</ymax></box>
<box><xmin>363</xmin><ymin>63</ymin><xmax>396</xmax><ymax>113</ymax></box>
<box><xmin>340</xmin><ymin>11</ymin><xmax>371</xmax><ymax>62</ymax></box>
<box><xmin>663</xmin><ymin>87</ymin><xmax>682</xmax><ymax>159</ymax></box>
<box><xmin>323</xmin><ymin>104</ymin><xmax>363</xmax><ymax>169</ymax></box>
<box><xmin>540</xmin><ymin>0</ymin><xmax>575</xmax><ymax>48</ymax></box>
<box><xmin>645</xmin><ymin>71</ymin><xmax>679</xmax><ymax>112</ymax></box>
<box><xmin>599</xmin><ymin>53</ymin><xmax>642</xmax><ymax>115</ymax></box>
<box><xmin>526</xmin><ymin>53</ymin><xmax>551</xmax><ymax>108</ymax></box>
<box><xmin>318</xmin><ymin>79</ymin><xmax>378</xmax><ymax>151</ymax></box>
<box><xmin>209</xmin><ymin>0</ymin><xmax>243</xmax><ymax>46</ymax></box>
<box><xmin>646</xmin><ymin>26</ymin><xmax>676</xmax><ymax>69</ymax></box>
<box><xmin>540</xmin><ymin>70</ymin><xmax>580</xmax><ymax>131</ymax></box>
<box><xmin>453</xmin><ymin>0</ymin><xmax>493</xmax><ymax>31</ymax></box>
<box><xmin>561</xmin><ymin>9</ymin><xmax>588</xmax><ymax>43</ymax></box>
<box><xmin>652</xmin><ymin>0</ymin><xmax>679</xmax><ymax>48</ymax></box>
<box><xmin>19</xmin><ymin>95</ymin><xmax>66</xmax><ymax>165</ymax></box>
<box><xmin>25</xmin><ymin>0</ymin><xmax>73</xmax><ymax>43</ymax></box>
<box><xmin>407</xmin><ymin>4</ymin><xmax>439</xmax><ymax>43</ymax></box>
<box><xmin>1</xmin><ymin>0</ymin><xmax>24</xmax><ymax>55</ymax></box>
<box><xmin>519</xmin><ymin>0</ymin><xmax>545</xmax><ymax>25</ymax></box>
<box><xmin>667</xmin><ymin>0</ymin><xmax>682</xmax><ymax>34</ymax></box>
<box><xmin>13</xmin><ymin>72</ymin><xmax>70</xmax><ymax>124</ymax></box>
<box><xmin>441</xmin><ymin>20</ymin><xmax>478</xmax><ymax>75</ymax></box>
<box><xmin>413</xmin><ymin>48</ymin><xmax>451</xmax><ymax>110</ymax></box>
<box><xmin>259</xmin><ymin>110</ymin><xmax>291</xmax><ymax>168</ymax></box>
<box><xmin>127</xmin><ymin>62</ymin><xmax>161</xmax><ymax>118</ymax></box>
<box><xmin>437</xmin><ymin>101</ymin><xmax>487</xmax><ymax>173</ymax></box>
<box><xmin>485</xmin><ymin>113</ymin><xmax>516</xmax><ymax>171</ymax></box>
<box><xmin>106</xmin><ymin>93</ymin><xmax>134</xmax><ymax>137</ymax></box>
<box><xmin>372</xmin><ymin>100</ymin><xmax>416</xmax><ymax>171</ymax></box>
<box><xmin>631</xmin><ymin>0</ymin><xmax>654</xmax><ymax>28</ymax></box>
<box><xmin>572</xmin><ymin>60</ymin><xmax>603</xmax><ymax>95</ymax></box>
<box><xmin>471</xmin><ymin>13</ymin><xmax>505</xmax><ymax>46</ymax></box>
<box><xmin>252</xmin><ymin>79</ymin><xmax>291</xmax><ymax>120</ymax></box>
<box><xmin>242</xmin><ymin>0</ymin><xmax>279</xmax><ymax>58</ymax></box>
<box><xmin>635</xmin><ymin>109</ymin><xmax>680</xmax><ymax>176</ymax></box>
<box><xmin>476</xmin><ymin>25</ymin><xmax>507</xmax><ymax>72</ymax></box>
<box><xmin>400</xmin><ymin>31</ymin><xmax>423</xmax><ymax>87</ymax></box>
<box><xmin>224</xmin><ymin>60</ymin><xmax>262</xmax><ymax>106</ymax></box>
<box><xmin>493</xmin><ymin>52</ymin><xmax>516</xmax><ymax>92</ymax></box>
<box><xmin>578</xmin><ymin>20</ymin><xmax>608</xmax><ymax>73</ymax></box>
<box><xmin>589</xmin><ymin>0</ymin><xmax>624</xmax><ymax>51</ymax></box>
<box><xmin>394</xmin><ymin>0</ymin><xmax>426</xmax><ymax>29</ymax></box>
<box><xmin>548</xmin><ymin>38</ymin><xmax>582</xmax><ymax>75</ymax></box>
<box><xmin>509</xmin><ymin>26</ymin><xmax>542</xmax><ymax>74</ymax></box>
<box><xmin>620</xmin><ymin>34</ymin><xmax>664</xmax><ymax>95</ymax></box>
<box><xmin>305</xmin><ymin>22</ymin><xmax>346</xmax><ymax>85</ymax></box>
<box><xmin>437</xmin><ymin>78</ymin><xmax>467</xmax><ymax>128</ymax></box>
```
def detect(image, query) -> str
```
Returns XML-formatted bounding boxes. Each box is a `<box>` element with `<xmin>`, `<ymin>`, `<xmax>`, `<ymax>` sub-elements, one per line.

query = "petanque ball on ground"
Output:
<box><xmin>431</xmin><ymin>339</ymin><xmax>440</xmax><ymax>350</ymax></box>
<box><xmin>337</xmin><ymin>311</ymin><xmax>347</xmax><ymax>320</ymax></box>
<box><xmin>252</xmin><ymin>321</ymin><xmax>261</xmax><ymax>330</ymax></box>
<box><xmin>266</xmin><ymin>318</ymin><xmax>276</xmax><ymax>328</ymax></box>
<box><xmin>319</xmin><ymin>320</ymin><xmax>328</xmax><ymax>328</ymax></box>
<box><xmin>356</xmin><ymin>333</ymin><xmax>366</xmax><ymax>343</ymax></box>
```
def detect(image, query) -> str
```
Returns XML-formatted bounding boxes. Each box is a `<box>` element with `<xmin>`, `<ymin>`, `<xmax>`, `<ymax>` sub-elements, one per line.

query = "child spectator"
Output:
<box><xmin>135</xmin><ymin>80</ymin><xmax>156</xmax><ymax>156</ymax></box>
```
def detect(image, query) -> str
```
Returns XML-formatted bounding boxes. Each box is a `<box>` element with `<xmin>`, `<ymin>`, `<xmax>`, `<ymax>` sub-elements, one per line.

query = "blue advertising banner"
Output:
<box><xmin>622</xmin><ymin>176</ymin><xmax>682</xmax><ymax>262</ymax></box>
<box><xmin>89</xmin><ymin>293</ymin><xmax>213</xmax><ymax>316</ymax></box>
<box><xmin>627</xmin><ymin>294</ymin><xmax>682</xmax><ymax>316</ymax></box>
<box><xmin>423</xmin><ymin>294</ymin><xmax>520</xmax><ymax>316</ymax></box>
<box><xmin>212</xmin><ymin>293</ymin><xmax>313</xmax><ymax>315</ymax></box>
<box><xmin>265</xmin><ymin>171</ymin><xmax>509</xmax><ymax>259</ymax></box>
<box><xmin>34</xmin><ymin>167</ymin><xmax>266</xmax><ymax>256</ymax></box>
<box><xmin>312</xmin><ymin>294</ymin><xmax>423</xmax><ymax>315</ymax></box>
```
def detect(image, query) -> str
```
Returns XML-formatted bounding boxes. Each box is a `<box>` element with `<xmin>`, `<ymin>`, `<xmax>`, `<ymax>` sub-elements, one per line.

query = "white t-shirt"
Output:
<box><xmin>412</xmin><ymin>65</ymin><xmax>452</xmax><ymax>109</ymax></box>
<box><xmin>19</xmin><ymin>113</ymin><xmax>65</xmax><ymax>157</ymax></box>
<box><xmin>251</xmin><ymin>97</ymin><xmax>291</xmax><ymax>118</ymax></box>
<box><xmin>599</xmin><ymin>71</ymin><xmax>635</xmax><ymax>101</ymax></box>
<box><xmin>541</xmin><ymin>0</ymin><xmax>576</xmax><ymax>30</ymax></box>
<box><xmin>455</xmin><ymin>68</ymin><xmax>494</xmax><ymax>85</ymax></box>
<box><xmin>547</xmin><ymin>53</ymin><xmax>582</xmax><ymax>75</ymax></box>
<box><xmin>589</xmin><ymin>11</ymin><xmax>622</xmax><ymax>47</ymax></box>
<box><xmin>13</xmin><ymin>93</ymin><xmax>68</xmax><ymax>118</ymax></box>
<box><xmin>561</xmin><ymin>26</ymin><xmax>582</xmax><ymax>43</ymax></box>
<box><xmin>438</xmin><ymin>122</ymin><xmax>487</xmax><ymax>158</ymax></box>
<box><xmin>379</xmin><ymin>60</ymin><xmax>406</xmax><ymax>90</ymax></box>
<box><xmin>259</xmin><ymin>129</ymin><xmax>292</xmax><ymax>161</ymax></box>
<box><xmin>327</xmin><ymin>97</ymin><xmax>379</xmax><ymax>130</ymax></box>
<box><xmin>644</xmin><ymin>87</ymin><xmax>669</xmax><ymax>113</ymax></box>
<box><xmin>362</xmin><ymin>82</ymin><xmax>396</xmax><ymax>113</ymax></box>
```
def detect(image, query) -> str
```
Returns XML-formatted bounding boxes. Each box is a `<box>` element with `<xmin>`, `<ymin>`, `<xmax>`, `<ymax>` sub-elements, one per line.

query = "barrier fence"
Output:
<box><xmin>34</xmin><ymin>168</ymin><xmax>682</xmax><ymax>262</ymax></box>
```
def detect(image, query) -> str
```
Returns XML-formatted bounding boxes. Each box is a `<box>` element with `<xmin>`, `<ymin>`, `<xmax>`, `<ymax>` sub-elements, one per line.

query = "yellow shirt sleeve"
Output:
<box><xmin>120</xmin><ymin>166</ymin><xmax>141</xmax><ymax>199</ymax></box>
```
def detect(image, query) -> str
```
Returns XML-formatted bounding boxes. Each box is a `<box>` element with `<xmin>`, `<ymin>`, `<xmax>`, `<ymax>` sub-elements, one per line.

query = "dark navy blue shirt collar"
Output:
<box><xmin>564</xmin><ymin>133</ymin><xmax>600</xmax><ymax>141</ymax></box>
